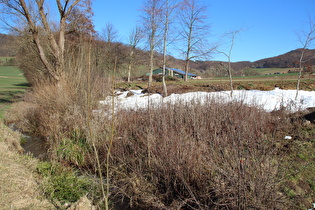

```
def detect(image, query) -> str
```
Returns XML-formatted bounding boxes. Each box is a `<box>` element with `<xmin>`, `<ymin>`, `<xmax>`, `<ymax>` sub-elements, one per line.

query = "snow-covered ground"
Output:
<box><xmin>99</xmin><ymin>88</ymin><xmax>315</xmax><ymax>113</ymax></box>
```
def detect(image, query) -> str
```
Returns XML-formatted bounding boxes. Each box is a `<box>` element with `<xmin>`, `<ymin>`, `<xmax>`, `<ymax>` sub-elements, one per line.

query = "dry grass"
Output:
<box><xmin>117</xmin><ymin>78</ymin><xmax>315</xmax><ymax>95</ymax></box>
<box><xmin>0</xmin><ymin>121</ymin><xmax>54</xmax><ymax>209</ymax></box>
<box><xmin>4</xmin><ymin>76</ymin><xmax>110</xmax><ymax>156</ymax></box>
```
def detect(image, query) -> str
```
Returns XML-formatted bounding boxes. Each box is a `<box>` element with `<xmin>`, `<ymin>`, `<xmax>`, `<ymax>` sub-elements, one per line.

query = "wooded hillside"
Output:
<box><xmin>254</xmin><ymin>48</ymin><xmax>315</xmax><ymax>68</ymax></box>
<box><xmin>0</xmin><ymin>33</ymin><xmax>16</xmax><ymax>57</ymax></box>
<box><xmin>0</xmin><ymin>33</ymin><xmax>314</xmax><ymax>75</ymax></box>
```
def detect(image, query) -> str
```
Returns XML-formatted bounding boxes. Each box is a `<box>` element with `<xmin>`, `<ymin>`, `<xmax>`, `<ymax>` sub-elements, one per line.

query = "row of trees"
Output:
<box><xmin>0</xmin><ymin>0</ymin><xmax>216</xmax><ymax>94</ymax></box>
<box><xmin>1</xmin><ymin>1</ymin><xmax>314</xmax><ymax>90</ymax></box>
<box><xmin>141</xmin><ymin>0</ymin><xmax>213</xmax><ymax>95</ymax></box>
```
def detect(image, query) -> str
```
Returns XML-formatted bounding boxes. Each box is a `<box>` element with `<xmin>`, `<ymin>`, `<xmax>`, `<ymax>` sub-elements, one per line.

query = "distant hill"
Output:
<box><xmin>0</xmin><ymin>32</ymin><xmax>314</xmax><ymax>74</ymax></box>
<box><xmin>253</xmin><ymin>49</ymin><xmax>315</xmax><ymax>68</ymax></box>
<box><xmin>191</xmin><ymin>49</ymin><xmax>315</xmax><ymax>76</ymax></box>
<box><xmin>0</xmin><ymin>33</ymin><xmax>17</xmax><ymax>57</ymax></box>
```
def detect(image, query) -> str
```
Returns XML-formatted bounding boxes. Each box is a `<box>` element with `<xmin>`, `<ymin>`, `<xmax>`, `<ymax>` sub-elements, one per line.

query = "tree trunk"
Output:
<box><xmin>295</xmin><ymin>50</ymin><xmax>305</xmax><ymax>99</ymax></box>
<box><xmin>127</xmin><ymin>50</ymin><xmax>134</xmax><ymax>83</ymax></box>
<box><xmin>162</xmin><ymin>0</ymin><xmax>170</xmax><ymax>97</ymax></box>
<box><xmin>162</xmin><ymin>65</ymin><xmax>168</xmax><ymax>96</ymax></box>
<box><xmin>149</xmin><ymin>48</ymin><xmax>154</xmax><ymax>89</ymax></box>
<box><xmin>228</xmin><ymin>59</ymin><xmax>233</xmax><ymax>97</ymax></box>
<box><xmin>185</xmin><ymin>59</ymin><xmax>189</xmax><ymax>81</ymax></box>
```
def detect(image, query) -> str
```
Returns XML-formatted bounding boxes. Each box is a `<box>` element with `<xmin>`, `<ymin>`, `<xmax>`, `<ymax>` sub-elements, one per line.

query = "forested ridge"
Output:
<box><xmin>1</xmin><ymin>32</ymin><xmax>314</xmax><ymax>74</ymax></box>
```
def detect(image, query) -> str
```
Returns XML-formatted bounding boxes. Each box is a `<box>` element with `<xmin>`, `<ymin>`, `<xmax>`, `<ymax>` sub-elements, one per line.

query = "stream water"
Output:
<box><xmin>21</xmin><ymin>134</ymin><xmax>48</xmax><ymax>160</ymax></box>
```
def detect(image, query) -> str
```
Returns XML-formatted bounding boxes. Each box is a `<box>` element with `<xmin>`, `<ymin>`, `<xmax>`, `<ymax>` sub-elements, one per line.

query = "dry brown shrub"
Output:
<box><xmin>4</xmin><ymin>101</ymin><xmax>37</xmax><ymax>133</ymax></box>
<box><xmin>4</xmin><ymin>73</ymin><xmax>111</xmax><ymax>159</ymax></box>
<box><xmin>102</xmin><ymin>99</ymin><xmax>290</xmax><ymax>209</ymax></box>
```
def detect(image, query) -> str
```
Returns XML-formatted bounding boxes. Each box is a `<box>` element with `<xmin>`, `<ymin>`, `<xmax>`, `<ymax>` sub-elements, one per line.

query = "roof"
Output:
<box><xmin>164</xmin><ymin>67</ymin><xmax>197</xmax><ymax>76</ymax></box>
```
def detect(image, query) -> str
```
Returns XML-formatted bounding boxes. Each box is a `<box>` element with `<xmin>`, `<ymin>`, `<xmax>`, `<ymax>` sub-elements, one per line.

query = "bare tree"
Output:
<box><xmin>141</xmin><ymin>0</ymin><xmax>162</xmax><ymax>89</ymax></box>
<box><xmin>178</xmin><ymin>0</ymin><xmax>209</xmax><ymax>81</ymax></box>
<box><xmin>127</xmin><ymin>26</ymin><xmax>142</xmax><ymax>82</ymax></box>
<box><xmin>101</xmin><ymin>22</ymin><xmax>119</xmax><ymax>74</ymax></box>
<box><xmin>161</xmin><ymin>0</ymin><xmax>170</xmax><ymax>96</ymax></box>
<box><xmin>102</xmin><ymin>22</ymin><xmax>119</xmax><ymax>44</ymax></box>
<box><xmin>295</xmin><ymin>16</ymin><xmax>315</xmax><ymax>99</ymax></box>
<box><xmin>216</xmin><ymin>29</ymin><xmax>243</xmax><ymax>97</ymax></box>
<box><xmin>161</xmin><ymin>0</ymin><xmax>178</xmax><ymax>96</ymax></box>
<box><xmin>0</xmin><ymin>0</ymin><xmax>82</xmax><ymax>84</ymax></box>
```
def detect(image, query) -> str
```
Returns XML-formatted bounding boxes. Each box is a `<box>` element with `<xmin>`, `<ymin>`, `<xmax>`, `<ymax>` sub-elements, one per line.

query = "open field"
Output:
<box><xmin>117</xmin><ymin>73</ymin><xmax>315</xmax><ymax>95</ymax></box>
<box><xmin>251</xmin><ymin>67</ymin><xmax>299</xmax><ymax>75</ymax></box>
<box><xmin>216</xmin><ymin>72</ymin><xmax>300</xmax><ymax>80</ymax></box>
<box><xmin>0</xmin><ymin>66</ymin><xmax>28</xmax><ymax>119</ymax></box>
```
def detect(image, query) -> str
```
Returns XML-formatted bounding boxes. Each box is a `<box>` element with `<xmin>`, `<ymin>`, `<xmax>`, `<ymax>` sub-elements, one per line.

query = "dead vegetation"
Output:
<box><xmin>0</xmin><ymin>121</ymin><xmax>54</xmax><ymax>209</ymax></box>
<box><xmin>106</xmin><ymin>101</ymin><xmax>287</xmax><ymax>209</ymax></box>
<box><xmin>116</xmin><ymin>79</ymin><xmax>315</xmax><ymax>96</ymax></box>
<box><xmin>3</xmin><ymin>79</ymin><xmax>315</xmax><ymax>209</ymax></box>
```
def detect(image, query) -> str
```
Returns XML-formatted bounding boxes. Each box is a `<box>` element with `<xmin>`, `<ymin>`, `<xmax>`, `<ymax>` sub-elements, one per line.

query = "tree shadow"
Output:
<box><xmin>0</xmin><ymin>98</ymin><xmax>13</xmax><ymax>103</ymax></box>
<box><xmin>14</xmin><ymin>82</ymin><xmax>30</xmax><ymax>87</ymax></box>
<box><xmin>0</xmin><ymin>90</ymin><xmax>26</xmax><ymax>104</ymax></box>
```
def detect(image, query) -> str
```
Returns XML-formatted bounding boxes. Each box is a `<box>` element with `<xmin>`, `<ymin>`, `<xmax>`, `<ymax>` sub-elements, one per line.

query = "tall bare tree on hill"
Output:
<box><xmin>295</xmin><ymin>16</ymin><xmax>315</xmax><ymax>99</ymax></box>
<box><xmin>142</xmin><ymin>0</ymin><xmax>162</xmax><ymax>89</ymax></box>
<box><xmin>127</xmin><ymin>26</ymin><xmax>142</xmax><ymax>82</ymax></box>
<box><xmin>160</xmin><ymin>0</ymin><xmax>178</xmax><ymax>96</ymax></box>
<box><xmin>101</xmin><ymin>22</ymin><xmax>119</xmax><ymax>74</ymax></box>
<box><xmin>0</xmin><ymin>0</ymin><xmax>85</xmax><ymax>84</ymax></box>
<box><xmin>178</xmin><ymin>0</ymin><xmax>210</xmax><ymax>81</ymax></box>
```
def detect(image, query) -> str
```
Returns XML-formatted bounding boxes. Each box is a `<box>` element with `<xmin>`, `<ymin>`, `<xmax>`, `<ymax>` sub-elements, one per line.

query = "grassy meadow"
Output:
<box><xmin>252</xmin><ymin>67</ymin><xmax>297</xmax><ymax>74</ymax></box>
<box><xmin>212</xmin><ymin>67</ymin><xmax>300</xmax><ymax>80</ymax></box>
<box><xmin>0</xmin><ymin>66</ymin><xmax>28</xmax><ymax>119</ymax></box>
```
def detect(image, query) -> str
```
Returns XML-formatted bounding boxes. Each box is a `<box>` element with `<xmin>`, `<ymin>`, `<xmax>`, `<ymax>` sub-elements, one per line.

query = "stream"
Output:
<box><xmin>21</xmin><ymin>134</ymin><xmax>48</xmax><ymax>160</ymax></box>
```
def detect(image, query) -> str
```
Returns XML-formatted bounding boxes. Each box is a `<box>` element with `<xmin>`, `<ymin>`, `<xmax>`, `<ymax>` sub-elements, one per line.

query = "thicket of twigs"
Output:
<box><xmin>105</xmin><ymin>100</ymin><xmax>288</xmax><ymax>209</ymax></box>
<box><xmin>5</xmin><ymin>81</ymin><xmax>315</xmax><ymax>209</ymax></box>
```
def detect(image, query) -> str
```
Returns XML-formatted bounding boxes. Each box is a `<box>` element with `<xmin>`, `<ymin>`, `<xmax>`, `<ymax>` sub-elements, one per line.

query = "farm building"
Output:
<box><xmin>147</xmin><ymin>67</ymin><xmax>197</xmax><ymax>79</ymax></box>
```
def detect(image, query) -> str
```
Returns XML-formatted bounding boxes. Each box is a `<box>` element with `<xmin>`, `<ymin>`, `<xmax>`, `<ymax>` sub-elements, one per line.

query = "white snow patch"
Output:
<box><xmin>99</xmin><ymin>88</ymin><xmax>315</xmax><ymax>113</ymax></box>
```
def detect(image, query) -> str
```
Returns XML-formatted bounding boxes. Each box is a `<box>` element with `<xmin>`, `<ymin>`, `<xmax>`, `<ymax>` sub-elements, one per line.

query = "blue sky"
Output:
<box><xmin>92</xmin><ymin>0</ymin><xmax>314</xmax><ymax>62</ymax></box>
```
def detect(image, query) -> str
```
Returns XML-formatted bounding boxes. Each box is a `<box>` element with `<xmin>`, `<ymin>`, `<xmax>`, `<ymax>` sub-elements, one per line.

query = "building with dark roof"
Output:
<box><xmin>147</xmin><ymin>67</ymin><xmax>197</xmax><ymax>79</ymax></box>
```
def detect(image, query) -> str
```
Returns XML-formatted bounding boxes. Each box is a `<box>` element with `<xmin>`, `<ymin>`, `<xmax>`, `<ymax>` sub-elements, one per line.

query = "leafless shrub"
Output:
<box><xmin>101</xmin><ymin>98</ymin><xmax>289</xmax><ymax>209</ymax></box>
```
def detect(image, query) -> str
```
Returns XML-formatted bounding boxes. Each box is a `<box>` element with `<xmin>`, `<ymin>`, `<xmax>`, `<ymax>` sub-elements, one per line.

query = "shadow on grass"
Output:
<box><xmin>0</xmin><ymin>98</ymin><xmax>14</xmax><ymax>103</ymax></box>
<box><xmin>0</xmin><ymin>90</ymin><xmax>26</xmax><ymax>104</ymax></box>
<box><xmin>14</xmin><ymin>82</ymin><xmax>30</xmax><ymax>87</ymax></box>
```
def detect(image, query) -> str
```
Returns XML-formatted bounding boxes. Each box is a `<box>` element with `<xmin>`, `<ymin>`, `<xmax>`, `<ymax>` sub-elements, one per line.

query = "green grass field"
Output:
<box><xmin>212</xmin><ymin>68</ymin><xmax>300</xmax><ymax>80</ymax></box>
<box><xmin>0</xmin><ymin>66</ymin><xmax>28</xmax><ymax>119</ymax></box>
<box><xmin>253</xmin><ymin>67</ymin><xmax>298</xmax><ymax>74</ymax></box>
<box><xmin>213</xmin><ymin>73</ymin><xmax>299</xmax><ymax>80</ymax></box>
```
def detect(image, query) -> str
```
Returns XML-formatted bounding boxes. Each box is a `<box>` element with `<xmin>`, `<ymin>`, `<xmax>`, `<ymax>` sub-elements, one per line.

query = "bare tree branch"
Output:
<box><xmin>178</xmin><ymin>0</ymin><xmax>210</xmax><ymax>81</ymax></box>
<box><xmin>216</xmin><ymin>28</ymin><xmax>245</xmax><ymax>97</ymax></box>
<box><xmin>296</xmin><ymin>16</ymin><xmax>315</xmax><ymax>99</ymax></box>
